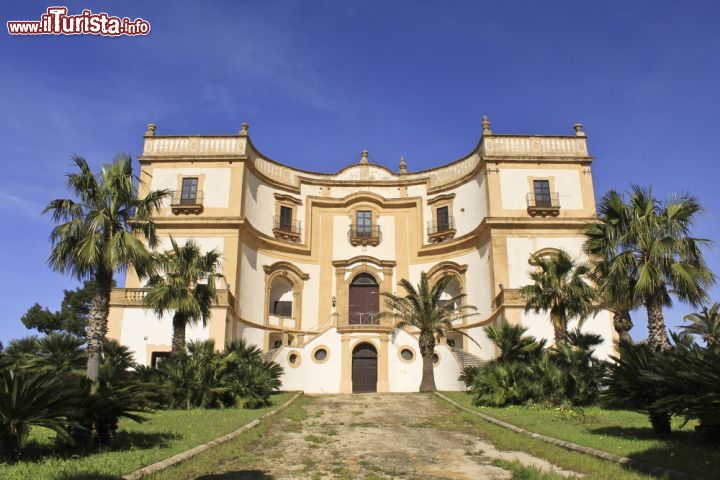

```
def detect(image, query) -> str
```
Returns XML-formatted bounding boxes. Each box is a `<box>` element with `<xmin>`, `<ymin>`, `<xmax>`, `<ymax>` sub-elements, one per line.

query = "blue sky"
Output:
<box><xmin>1</xmin><ymin>1</ymin><xmax>719</xmax><ymax>344</ymax></box>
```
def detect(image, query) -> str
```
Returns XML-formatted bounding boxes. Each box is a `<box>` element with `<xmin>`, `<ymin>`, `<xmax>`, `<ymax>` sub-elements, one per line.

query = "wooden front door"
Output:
<box><xmin>352</xmin><ymin>343</ymin><xmax>378</xmax><ymax>393</ymax></box>
<box><xmin>348</xmin><ymin>273</ymin><xmax>379</xmax><ymax>325</ymax></box>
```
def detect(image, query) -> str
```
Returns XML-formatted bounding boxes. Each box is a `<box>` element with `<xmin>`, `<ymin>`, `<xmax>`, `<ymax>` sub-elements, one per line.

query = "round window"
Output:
<box><xmin>289</xmin><ymin>353</ymin><xmax>298</xmax><ymax>365</ymax></box>
<box><xmin>432</xmin><ymin>353</ymin><xmax>439</xmax><ymax>365</ymax></box>
<box><xmin>400</xmin><ymin>349</ymin><xmax>414</xmax><ymax>361</ymax></box>
<box><xmin>314</xmin><ymin>348</ymin><xmax>328</xmax><ymax>362</ymax></box>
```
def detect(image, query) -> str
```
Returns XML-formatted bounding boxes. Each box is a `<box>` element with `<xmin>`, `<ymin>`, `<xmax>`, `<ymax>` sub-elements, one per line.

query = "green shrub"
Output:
<box><xmin>461</xmin><ymin>321</ymin><xmax>605</xmax><ymax>407</ymax></box>
<box><xmin>0</xmin><ymin>369</ymin><xmax>81</xmax><ymax>460</ymax></box>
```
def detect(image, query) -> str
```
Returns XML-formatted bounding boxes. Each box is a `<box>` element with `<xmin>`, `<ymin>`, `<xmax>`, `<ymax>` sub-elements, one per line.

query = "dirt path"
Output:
<box><xmin>199</xmin><ymin>394</ymin><xmax>579</xmax><ymax>479</ymax></box>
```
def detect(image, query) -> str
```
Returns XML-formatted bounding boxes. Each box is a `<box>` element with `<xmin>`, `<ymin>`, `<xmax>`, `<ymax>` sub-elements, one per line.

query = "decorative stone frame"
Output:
<box><xmin>348</xmin><ymin>203</ymin><xmax>381</xmax><ymax>247</ymax></box>
<box><xmin>397</xmin><ymin>345</ymin><xmax>417</xmax><ymax>364</ymax></box>
<box><xmin>263</xmin><ymin>262</ymin><xmax>309</xmax><ymax>331</ymax></box>
<box><xmin>286</xmin><ymin>350</ymin><xmax>302</xmax><ymax>368</ymax></box>
<box><xmin>311</xmin><ymin>345</ymin><xmax>331</xmax><ymax>364</ymax></box>
<box><xmin>528</xmin><ymin>247</ymin><xmax>563</xmax><ymax>265</ymax></box>
<box><xmin>272</xmin><ymin>193</ymin><xmax>302</xmax><ymax>242</ymax></box>
<box><xmin>526</xmin><ymin>176</ymin><xmax>560</xmax><ymax>217</ymax></box>
<box><xmin>171</xmin><ymin>174</ymin><xmax>205</xmax><ymax>214</ymax></box>
<box><xmin>332</xmin><ymin>256</ymin><xmax>395</xmax><ymax>330</ymax></box>
<box><xmin>426</xmin><ymin>193</ymin><xmax>456</xmax><ymax>243</ymax></box>
<box><xmin>427</xmin><ymin>261</ymin><xmax>469</xmax><ymax>349</ymax></box>
<box><xmin>432</xmin><ymin>350</ymin><xmax>442</xmax><ymax>368</ymax></box>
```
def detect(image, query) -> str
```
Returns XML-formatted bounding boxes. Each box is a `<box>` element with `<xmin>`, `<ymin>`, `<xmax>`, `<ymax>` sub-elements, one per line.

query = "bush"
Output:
<box><xmin>0</xmin><ymin>369</ymin><xmax>81</xmax><ymax>460</ymax></box>
<box><xmin>461</xmin><ymin>321</ymin><xmax>605</xmax><ymax>407</ymax></box>
<box><xmin>157</xmin><ymin>339</ymin><xmax>283</xmax><ymax>409</ymax></box>
<box><xmin>603</xmin><ymin>332</ymin><xmax>720</xmax><ymax>441</ymax></box>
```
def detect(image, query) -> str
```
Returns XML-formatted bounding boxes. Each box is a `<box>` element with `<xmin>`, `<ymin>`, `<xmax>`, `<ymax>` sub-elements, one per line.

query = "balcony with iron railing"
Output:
<box><xmin>170</xmin><ymin>190</ymin><xmax>204</xmax><ymax>214</ymax></box>
<box><xmin>348</xmin><ymin>224</ymin><xmax>382</xmax><ymax>247</ymax></box>
<box><xmin>526</xmin><ymin>192</ymin><xmax>560</xmax><ymax>217</ymax></box>
<box><xmin>272</xmin><ymin>216</ymin><xmax>302</xmax><ymax>242</ymax></box>
<box><xmin>427</xmin><ymin>216</ymin><xmax>456</xmax><ymax>243</ymax></box>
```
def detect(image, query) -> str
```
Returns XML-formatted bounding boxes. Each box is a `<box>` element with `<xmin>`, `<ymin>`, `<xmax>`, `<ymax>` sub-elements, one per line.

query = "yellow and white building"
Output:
<box><xmin>108</xmin><ymin>118</ymin><xmax>615</xmax><ymax>393</ymax></box>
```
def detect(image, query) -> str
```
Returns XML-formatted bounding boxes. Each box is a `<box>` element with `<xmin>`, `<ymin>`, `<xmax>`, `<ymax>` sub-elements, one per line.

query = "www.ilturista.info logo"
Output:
<box><xmin>7</xmin><ymin>6</ymin><xmax>151</xmax><ymax>36</ymax></box>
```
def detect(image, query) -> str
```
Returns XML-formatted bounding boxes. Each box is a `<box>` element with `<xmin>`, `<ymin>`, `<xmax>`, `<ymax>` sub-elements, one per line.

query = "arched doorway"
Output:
<box><xmin>349</xmin><ymin>273</ymin><xmax>379</xmax><ymax>325</ymax></box>
<box><xmin>352</xmin><ymin>342</ymin><xmax>378</xmax><ymax>393</ymax></box>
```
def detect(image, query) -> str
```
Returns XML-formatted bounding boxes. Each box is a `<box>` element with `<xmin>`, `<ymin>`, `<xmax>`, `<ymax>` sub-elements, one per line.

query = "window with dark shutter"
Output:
<box><xmin>180</xmin><ymin>177</ymin><xmax>199</xmax><ymax>205</ymax></box>
<box><xmin>279</xmin><ymin>206</ymin><xmax>293</xmax><ymax>231</ymax></box>
<box><xmin>436</xmin><ymin>206</ymin><xmax>449</xmax><ymax>231</ymax></box>
<box><xmin>533</xmin><ymin>180</ymin><xmax>551</xmax><ymax>207</ymax></box>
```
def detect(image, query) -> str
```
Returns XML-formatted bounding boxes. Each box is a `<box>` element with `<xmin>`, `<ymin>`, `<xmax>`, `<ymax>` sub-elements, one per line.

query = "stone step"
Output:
<box><xmin>450</xmin><ymin>346</ymin><xmax>486</xmax><ymax>369</ymax></box>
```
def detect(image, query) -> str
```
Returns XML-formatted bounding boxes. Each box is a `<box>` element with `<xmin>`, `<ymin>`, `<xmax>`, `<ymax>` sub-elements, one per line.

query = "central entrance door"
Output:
<box><xmin>352</xmin><ymin>343</ymin><xmax>378</xmax><ymax>393</ymax></box>
<box><xmin>348</xmin><ymin>273</ymin><xmax>379</xmax><ymax>325</ymax></box>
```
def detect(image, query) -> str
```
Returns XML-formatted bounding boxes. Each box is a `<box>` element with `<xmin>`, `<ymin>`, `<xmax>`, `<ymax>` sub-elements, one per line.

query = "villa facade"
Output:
<box><xmin>108</xmin><ymin>118</ymin><xmax>616</xmax><ymax>393</ymax></box>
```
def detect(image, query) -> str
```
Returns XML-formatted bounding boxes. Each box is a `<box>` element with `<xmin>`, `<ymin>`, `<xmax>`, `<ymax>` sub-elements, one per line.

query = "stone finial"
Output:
<box><xmin>398</xmin><ymin>156</ymin><xmax>407</xmax><ymax>174</ymax></box>
<box><xmin>573</xmin><ymin>123</ymin><xmax>585</xmax><ymax>137</ymax></box>
<box><xmin>482</xmin><ymin>116</ymin><xmax>492</xmax><ymax>135</ymax></box>
<box><xmin>239</xmin><ymin>123</ymin><xmax>249</xmax><ymax>136</ymax></box>
<box><xmin>360</xmin><ymin>150</ymin><xmax>369</xmax><ymax>164</ymax></box>
<box><xmin>144</xmin><ymin>123</ymin><xmax>156</xmax><ymax>136</ymax></box>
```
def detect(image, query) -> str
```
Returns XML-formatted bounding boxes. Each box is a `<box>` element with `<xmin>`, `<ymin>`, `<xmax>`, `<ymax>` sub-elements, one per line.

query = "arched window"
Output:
<box><xmin>438</xmin><ymin>275</ymin><xmax>462</xmax><ymax>311</ymax></box>
<box><xmin>348</xmin><ymin>273</ymin><xmax>380</xmax><ymax>325</ymax></box>
<box><xmin>269</xmin><ymin>276</ymin><xmax>293</xmax><ymax>316</ymax></box>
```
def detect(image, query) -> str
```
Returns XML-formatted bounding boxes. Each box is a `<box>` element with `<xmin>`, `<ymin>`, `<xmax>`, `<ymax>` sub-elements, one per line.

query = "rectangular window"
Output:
<box><xmin>356</xmin><ymin>210</ymin><xmax>372</xmax><ymax>237</ymax></box>
<box><xmin>180</xmin><ymin>177</ymin><xmax>199</xmax><ymax>205</ymax></box>
<box><xmin>272</xmin><ymin>300</ymin><xmax>292</xmax><ymax>317</ymax></box>
<box><xmin>533</xmin><ymin>180</ymin><xmax>551</xmax><ymax>207</ymax></box>
<box><xmin>436</xmin><ymin>206</ymin><xmax>450</xmax><ymax>231</ymax></box>
<box><xmin>279</xmin><ymin>205</ymin><xmax>293</xmax><ymax>231</ymax></box>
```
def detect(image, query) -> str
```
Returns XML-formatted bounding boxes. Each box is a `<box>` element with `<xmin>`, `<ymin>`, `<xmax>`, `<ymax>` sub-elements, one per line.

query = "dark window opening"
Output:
<box><xmin>180</xmin><ymin>177</ymin><xmax>199</xmax><ymax>205</ymax></box>
<box><xmin>279</xmin><ymin>206</ymin><xmax>293</xmax><ymax>231</ymax></box>
<box><xmin>436</xmin><ymin>206</ymin><xmax>450</xmax><ymax>231</ymax></box>
<box><xmin>533</xmin><ymin>180</ymin><xmax>551</xmax><ymax>207</ymax></box>
<box><xmin>151</xmin><ymin>351</ymin><xmax>171</xmax><ymax>368</ymax></box>
<box><xmin>272</xmin><ymin>300</ymin><xmax>292</xmax><ymax>316</ymax></box>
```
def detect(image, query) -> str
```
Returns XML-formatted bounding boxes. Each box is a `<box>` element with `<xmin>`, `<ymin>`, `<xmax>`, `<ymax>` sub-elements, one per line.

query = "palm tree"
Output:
<box><xmin>521</xmin><ymin>250</ymin><xmax>595</xmax><ymax>344</ymax></box>
<box><xmin>144</xmin><ymin>239</ymin><xmax>224</xmax><ymax>353</ymax></box>
<box><xmin>683</xmin><ymin>302</ymin><xmax>720</xmax><ymax>349</ymax></box>
<box><xmin>482</xmin><ymin>320</ymin><xmax>546</xmax><ymax>363</ymax></box>
<box><xmin>45</xmin><ymin>155</ymin><xmax>169</xmax><ymax>380</ymax></box>
<box><xmin>610</xmin><ymin>186</ymin><xmax>715</xmax><ymax>350</ymax></box>
<box><xmin>584</xmin><ymin>190</ymin><xmax>638</xmax><ymax>346</ymax></box>
<box><xmin>380</xmin><ymin>273</ymin><xmax>476</xmax><ymax>392</ymax></box>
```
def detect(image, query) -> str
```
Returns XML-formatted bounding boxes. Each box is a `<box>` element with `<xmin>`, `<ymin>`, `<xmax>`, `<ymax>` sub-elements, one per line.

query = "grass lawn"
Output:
<box><xmin>0</xmin><ymin>392</ymin><xmax>293</xmax><ymax>480</ymax></box>
<box><xmin>443</xmin><ymin>391</ymin><xmax>720</xmax><ymax>479</ymax></box>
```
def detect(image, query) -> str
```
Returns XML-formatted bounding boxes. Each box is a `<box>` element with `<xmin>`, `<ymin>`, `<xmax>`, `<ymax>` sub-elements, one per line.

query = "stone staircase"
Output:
<box><xmin>261</xmin><ymin>347</ymin><xmax>281</xmax><ymax>362</ymax></box>
<box><xmin>450</xmin><ymin>346</ymin><xmax>486</xmax><ymax>370</ymax></box>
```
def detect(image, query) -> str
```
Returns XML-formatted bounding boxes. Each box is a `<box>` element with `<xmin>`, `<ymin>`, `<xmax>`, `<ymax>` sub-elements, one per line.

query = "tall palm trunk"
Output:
<box><xmin>613</xmin><ymin>310</ymin><xmax>634</xmax><ymax>346</ymax></box>
<box><xmin>171</xmin><ymin>312</ymin><xmax>187</xmax><ymax>353</ymax></box>
<box><xmin>550</xmin><ymin>312</ymin><xmax>567</xmax><ymax>344</ymax></box>
<box><xmin>418</xmin><ymin>333</ymin><xmax>437</xmax><ymax>392</ymax></box>
<box><xmin>86</xmin><ymin>273</ymin><xmax>112</xmax><ymax>380</ymax></box>
<box><xmin>646</xmin><ymin>297</ymin><xmax>670</xmax><ymax>350</ymax></box>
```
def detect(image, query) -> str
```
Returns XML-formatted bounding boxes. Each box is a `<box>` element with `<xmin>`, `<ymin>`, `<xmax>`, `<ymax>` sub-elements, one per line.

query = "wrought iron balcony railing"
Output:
<box><xmin>170</xmin><ymin>190</ymin><xmax>203</xmax><ymax>206</ymax></box>
<box><xmin>427</xmin><ymin>217</ymin><xmax>456</xmax><ymax>236</ymax></box>
<box><xmin>348</xmin><ymin>224</ymin><xmax>382</xmax><ymax>246</ymax></box>
<box><xmin>348</xmin><ymin>312</ymin><xmax>380</xmax><ymax>325</ymax></box>
<box><xmin>526</xmin><ymin>192</ymin><xmax>560</xmax><ymax>217</ymax></box>
<box><xmin>272</xmin><ymin>216</ymin><xmax>301</xmax><ymax>241</ymax></box>
<box><xmin>273</xmin><ymin>216</ymin><xmax>301</xmax><ymax>235</ymax></box>
<box><xmin>170</xmin><ymin>190</ymin><xmax>203</xmax><ymax>213</ymax></box>
<box><xmin>526</xmin><ymin>192</ymin><xmax>560</xmax><ymax>208</ymax></box>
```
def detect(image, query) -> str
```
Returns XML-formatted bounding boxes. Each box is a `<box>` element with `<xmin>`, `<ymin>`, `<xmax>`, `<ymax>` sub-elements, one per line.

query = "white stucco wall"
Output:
<box><xmin>332</xmin><ymin>215</ymin><xmax>395</xmax><ymax>260</ymax></box>
<box><xmin>499</xmin><ymin>168</ymin><xmax>583</xmax><ymax>210</ymax></box>
<box><xmin>151</xmin><ymin>167</ymin><xmax>231</xmax><ymax>209</ymax></box>
<box><xmin>119</xmin><ymin>308</ymin><xmax>209</xmax><ymax>365</ymax></box>
<box><xmin>506</xmin><ymin>236</ymin><xmax>585</xmax><ymax>288</ymax></box>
